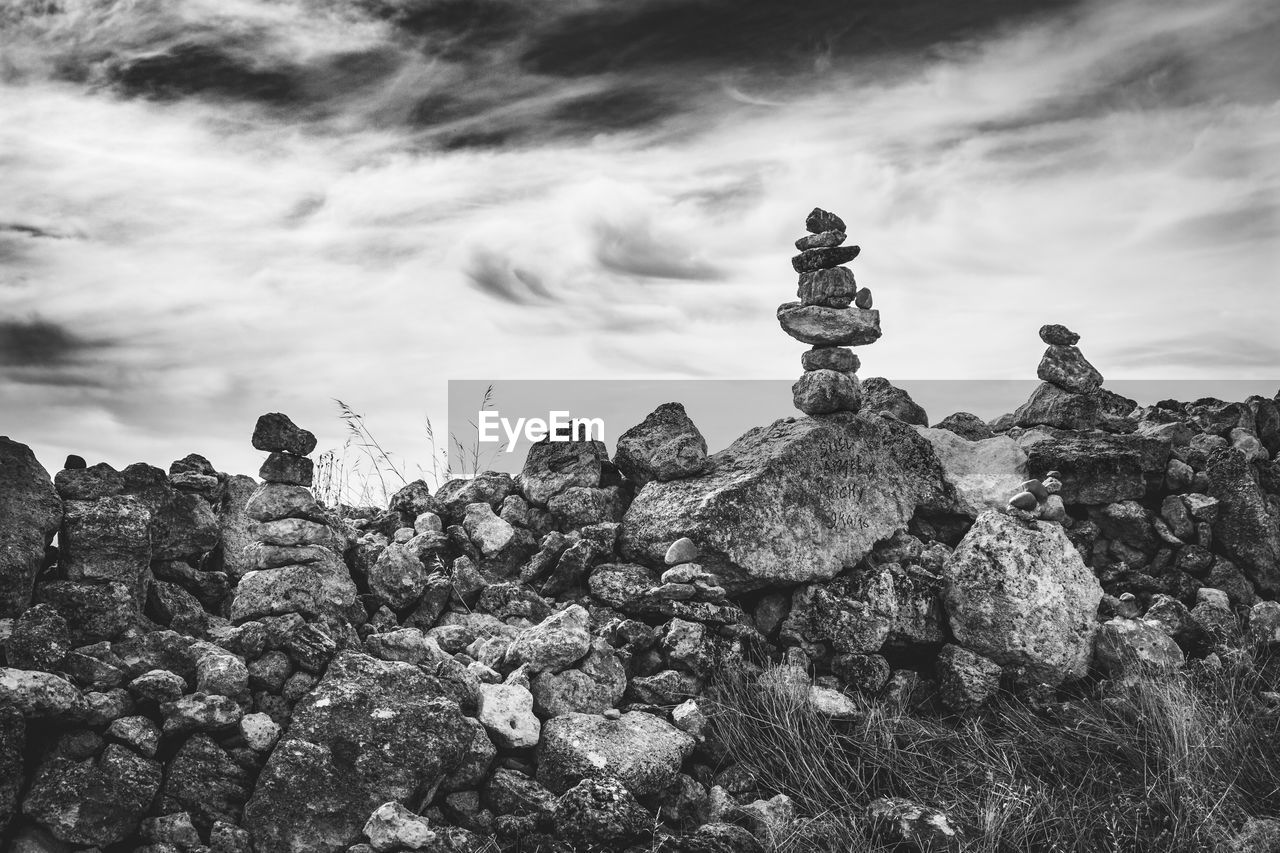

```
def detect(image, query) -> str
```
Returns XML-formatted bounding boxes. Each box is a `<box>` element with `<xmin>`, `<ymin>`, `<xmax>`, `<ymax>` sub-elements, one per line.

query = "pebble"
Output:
<box><xmin>664</xmin><ymin>537</ymin><xmax>699</xmax><ymax>565</ymax></box>
<box><xmin>1008</xmin><ymin>491</ymin><xmax>1039</xmax><ymax>511</ymax></box>
<box><xmin>854</xmin><ymin>287</ymin><xmax>873</xmax><ymax>309</ymax></box>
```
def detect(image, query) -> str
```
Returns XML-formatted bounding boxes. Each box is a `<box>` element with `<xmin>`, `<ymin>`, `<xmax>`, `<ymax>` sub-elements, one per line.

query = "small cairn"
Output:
<box><xmin>777</xmin><ymin>207</ymin><xmax>881</xmax><ymax>415</ymax></box>
<box><xmin>1006</xmin><ymin>470</ymin><xmax>1070</xmax><ymax>525</ymax></box>
<box><xmin>647</xmin><ymin>537</ymin><xmax>728</xmax><ymax>603</ymax></box>
<box><xmin>1010</xmin><ymin>323</ymin><xmax>1135</xmax><ymax>431</ymax></box>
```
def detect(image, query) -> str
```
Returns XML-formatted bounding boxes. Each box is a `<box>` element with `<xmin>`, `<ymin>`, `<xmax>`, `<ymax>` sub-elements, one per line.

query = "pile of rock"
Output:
<box><xmin>1012</xmin><ymin>324</ymin><xmax>1135</xmax><ymax>431</ymax></box>
<box><xmin>232</xmin><ymin>414</ymin><xmax>360</xmax><ymax>630</ymax></box>
<box><xmin>777</xmin><ymin>208</ymin><xmax>880</xmax><ymax>416</ymax></box>
<box><xmin>1006</xmin><ymin>471</ymin><xmax>1069</xmax><ymax>525</ymax></box>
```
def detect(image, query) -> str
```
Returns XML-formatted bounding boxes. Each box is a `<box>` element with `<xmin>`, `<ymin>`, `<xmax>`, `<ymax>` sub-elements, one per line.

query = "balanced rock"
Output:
<box><xmin>805</xmin><ymin>207</ymin><xmax>846</xmax><ymax>233</ymax></box>
<box><xmin>0</xmin><ymin>438</ymin><xmax>62</xmax><ymax>617</ymax></box>
<box><xmin>942</xmin><ymin>509</ymin><xmax>1102</xmax><ymax>684</ymax></box>
<box><xmin>794</xmin><ymin>230</ymin><xmax>845</xmax><ymax>251</ymax></box>
<box><xmin>1038</xmin><ymin>345</ymin><xmax>1103</xmax><ymax>394</ymax></box>
<box><xmin>244</xmin><ymin>651</ymin><xmax>473</xmax><ymax>853</ymax></box>
<box><xmin>777</xmin><ymin>303</ymin><xmax>881</xmax><ymax>347</ymax></box>
<box><xmin>797</xmin><ymin>267</ymin><xmax>858</xmax><ymax>308</ymax></box>
<box><xmin>259</xmin><ymin>452</ymin><xmax>314</xmax><ymax>487</ymax></box>
<box><xmin>621</xmin><ymin>413</ymin><xmax>949</xmax><ymax>590</ymax></box>
<box><xmin>792</xmin><ymin>370</ymin><xmax>861</xmax><ymax>415</ymax></box>
<box><xmin>791</xmin><ymin>245</ymin><xmax>861</xmax><ymax>273</ymax></box>
<box><xmin>801</xmin><ymin>347</ymin><xmax>860</xmax><ymax>373</ymax></box>
<box><xmin>1039</xmin><ymin>324</ymin><xmax>1080</xmax><ymax>346</ymax></box>
<box><xmin>520</xmin><ymin>439</ymin><xmax>608</xmax><ymax>506</ymax></box>
<box><xmin>252</xmin><ymin>413</ymin><xmax>317</xmax><ymax>457</ymax></box>
<box><xmin>614</xmin><ymin>402</ymin><xmax>709</xmax><ymax>486</ymax></box>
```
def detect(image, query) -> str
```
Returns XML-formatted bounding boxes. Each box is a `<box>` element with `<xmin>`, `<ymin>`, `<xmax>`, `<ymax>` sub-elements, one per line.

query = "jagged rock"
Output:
<box><xmin>614</xmin><ymin>403</ymin><xmax>709</xmax><ymax>486</ymax></box>
<box><xmin>505</xmin><ymin>605</ymin><xmax>591</xmax><ymax>673</ymax></box>
<box><xmin>1206</xmin><ymin>447</ymin><xmax>1280</xmax><ymax>595</ymax></box>
<box><xmin>791</xmin><ymin>245</ymin><xmax>860</xmax><ymax>273</ymax></box>
<box><xmin>107</xmin><ymin>715</ymin><xmax>159</xmax><ymax>757</ymax></box>
<box><xmin>801</xmin><ymin>346</ymin><xmax>860</xmax><ymax>373</ymax></box>
<box><xmin>252</xmin><ymin>413</ymin><xmax>317</xmax><ymax>456</ymax></box>
<box><xmin>160</xmin><ymin>693</ymin><xmax>242</xmax><ymax>736</ymax></box>
<box><xmin>916</xmin><ymin>428</ymin><xmax>1028</xmax><ymax>517</ymax></box>
<box><xmin>861</xmin><ymin>378</ymin><xmax>928</xmax><ymax>426</ymax></box>
<box><xmin>163</xmin><ymin>733</ymin><xmax>252</xmax><ymax>832</ymax></box>
<box><xmin>554</xmin><ymin>776</ymin><xmax>650</xmax><ymax>849</ymax></box>
<box><xmin>128</xmin><ymin>668</ymin><xmax>186</xmax><ymax>703</ymax></box>
<box><xmin>259</xmin><ymin>452</ymin><xmax>314</xmax><ymax>486</ymax></box>
<box><xmin>0</xmin><ymin>668</ymin><xmax>86</xmax><ymax>719</ymax></box>
<box><xmin>943</xmin><ymin>510</ymin><xmax>1102</xmax><ymax>685</ymax></box>
<box><xmin>933</xmin><ymin>412</ymin><xmax>995</xmax><ymax>441</ymax></box>
<box><xmin>54</xmin><ymin>461</ymin><xmax>124</xmax><ymax>501</ymax></box>
<box><xmin>232</xmin><ymin>551</ymin><xmax>361</xmax><ymax>624</ymax></box>
<box><xmin>215</xmin><ymin>474</ymin><xmax>258</xmax><ymax>580</ymax></box>
<box><xmin>796</xmin><ymin>267</ymin><xmax>858</xmax><ymax>307</ymax></box>
<box><xmin>531</xmin><ymin>639</ymin><xmax>627</xmax><ymax>716</ymax></box>
<box><xmin>805</xmin><ymin>207</ymin><xmax>845</xmax><ymax>233</ymax></box>
<box><xmin>547</xmin><ymin>485</ymin><xmax>624</xmax><ymax>529</ymax></box>
<box><xmin>0</xmin><ymin>706</ymin><xmax>24</xmax><ymax>832</ymax></box>
<box><xmin>776</xmin><ymin>303</ymin><xmax>881</xmax><ymax>346</ymax></box>
<box><xmin>621</xmin><ymin>413</ymin><xmax>949</xmax><ymax>590</ymax></box>
<box><xmin>141</xmin><ymin>812</ymin><xmax>202</xmax><ymax>848</ymax></box>
<box><xmin>795</xmin><ymin>229</ymin><xmax>846</xmax><ymax>250</ymax></box>
<box><xmin>60</xmin><ymin>496</ymin><xmax>150</xmax><ymax>604</ymax></box>
<box><xmin>388</xmin><ymin>479</ymin><xmax>439</xmax><ymax>522</ymax></box>
<box><xmin>1038</xmin><ymin>345</ymin><xmax>1103</xmax><ymax>393</ymax></box>
<box><xmin>1019</xmin><ymin>430</ymin><xmax>1169</xmax><ymax>505</ymax></box>
<box><xmin>0</xmin><ymin>438</ymin><xmax>62</xmax><ymax>618</ymax></box>
<box><xmin>463</xmin><ymin>503</ymin><xmax>515</xmax><ymax>557</ymax></box>
<box><xmin>537</xmin><ymin>711</ymin><xmax>695</xmax><ymax>797</ymax></box>
<box><xmin>367</xmin><ymin>543</ymin><xmax>428</xmax><ymax>611</ymax></box>
<box><xmin>782</xmin><ymin>567</ymin><xmax>897</xmax><ymax>655</ymax></box>
<box><xmin>519</xmin><ymin>439</ymin><xmax>608</xmax><ymax>507</ymax></box>
<box><xmin>245</xmin><ymin>651</ymin><xmax>473</xmax><ymax>853</ymax></box>
<box><xmin>120</xmin><ymin>464</ymin><xmax>220</xmax><ymax>561</ymax></box>
<box><xmin>792</xmin><ymin>369</ymin><xmax>861</xmax><ymax>415</ymax></box>
<box><xmin>1094</xmin><ymin>618</ymin><xmax>1185</xmax><ymax>676</ymax></box>
<box><xmin>5</xmin><ymin>604</ymin><xmax>70</xmax><ymax>672</ymax></box>
<box><xmin>1013</xmin><ymin>382</ymin><xmax>1104</xmax><ymax>431</ymax></box>
<box><xmin>1039</xmin><ymin>324</ymin><xmax>1080</xmax><ymax>346</ymax></box>
<box><xmin>936</xmin><ymin>644</ymin><xmax>1001</xmax><ymax>712</ymax></box>
<box><xmin>477</xmin><ymin>683</ymin><xmax>540</xmax><ymax>748</ymax></box>
<box><xmin>363</xmin><ymin>802</ymin><xmax>436</xmax><ymax>852</ymax></box>
<box><xmin>435</xmin><ymin>472</ymin><xmax>516</xmax><ymax>525</ymax></box>
<box><xmin>22</xmin><ymin>743</ymin><xmax>161</xmax><ymax>846</ymax></box>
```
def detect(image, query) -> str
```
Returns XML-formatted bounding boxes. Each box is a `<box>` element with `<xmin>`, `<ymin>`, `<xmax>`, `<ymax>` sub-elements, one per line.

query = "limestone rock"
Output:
<box><xmin>477</xmin><ymin>683</ymin><xmax>540</xmax><ymax>748</ymax></box>
<box><xmin>259</xmin><ymin>452</ymin><xmax>313</xmax><ymax>486</ymax></box>
<box><xmin>614</xmin><ymin>402</ymin><xmax>709</xmax><ymax>486</ymax></box>
<box><xmin>244</xmin><ymin>651</ymin><xmax>473</xmax><ymax>853</ymax></box>
<box><xmin>554</xmin><ymin>776</ymin><xmax>650</xmax><ymax>849</ymax></box>
<box><xmin>1039</xmin><ymin>324</ymin><xmax>1080</xmax><ymax>346</ymax></box>
<box><xmin>368</xmin><ymin>543</ymin><xmax>428</xmax><ymax>610</ymax></box>
<box><xmin>505</xmin><ymin>605</ymin><xmax>591</xmax><ymax>674</ymax></box>
<box><xmin>436</xmin><ymin>472</ymin><xmax>516</xmax><ymax>524</ymax></box>
<box><xmin>537</xmin><ymin>711</ymin><xmax>695</xmax><ymax>797</ymax></box>
<box><xmin>860</xmin><ymin>377</ymin><xmax>928</xmax><ymax>426</ymax></box>
<box><xmin>519</xmin><ymin>439</ymin><xmax>608</xmax><ymax>506</ymax></box>
<box><xmin>796</xmin><ymin>266</ymin><xmax>857</xmax><ymax>308</ymax></box>
<box><xmin>915</xmin><ymin>428</ymin><xmax>1029</xmax><ymax>517</ymax></box>
<box><xmin>0</xmin><ymin>668</ymin><xmax>87</xmax><ymax>719</ymax></box>
<box><xmin>217</xmin><ymin>474</ymin><xmax>259</xmax><ymax>580</ymax></box>
<box><xmin>621</xmin><ymin>413</ymin><xmax>949</xmax><ymax>590</ymax></box>
<box><xmin>943</xmin><ymin>509</ymin><xmax>1102</xmax><ymax>684</ymax></box>
<box><xmin>463</xmin><ymin>502</ymin><xmax>515</xmax><ymax>557</ymax></box>
<box><xmin>363</xmin><ymin>802</ymin><xmax>436</xmax><ymax>852</ymax></box>
<box><xmin>936</xmin><ymin>644</ymin><xmax>1001</xmax><ymax>712</ymax></box>
<box><xmin>801</xmin><ymin>346</ymin><xmax>860</xmax><ymax>373</ymax></box>
<box><xmin>933</xmin><ymin>412</ymin><xmax>995</xmax><ymax>441</ymax></box>
<box><xmin>1013</xmin><ymin>382</ymin><xmax>1104</xmax><ymax>431</ymax></box>
<box><xmin>791</xmin><ymin>245</ymin><xmax>860</xmax><ymax>273</ymax></box>
<box><xmin>1094</xmin><ymin>618</ymin><xmax>1185</xmax><ymax>676</ymax></box>
<box><xmin>776</xmin><ymin>303</ymin><xmax>881</xmax><ymax>347</ymax></box>
<box><xmin>230</xmin><ymin>553</ymin><xmax>360</xmax><ymax>624</ymax></box>
<box><xmin>1206</xmin><ymin>447</ymin><xmax>1280</xmax><ymax>595</ymax></box>
<box><xmin>60</xmin><ymin>496</ymin><xmax>151</xmax><ymax>604</ymax></box>
<box><xmin>22</xmin><ymin>743</ymin><xmax>161</xmax><ymax>846</ymax></box>
<box><xmin>0</xmin><ymin>438</ymin><xmax>62</xmax><ymax>618</ymax></box>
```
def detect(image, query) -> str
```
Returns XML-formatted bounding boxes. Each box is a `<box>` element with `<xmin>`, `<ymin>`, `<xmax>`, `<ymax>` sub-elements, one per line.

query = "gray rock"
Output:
<box><xmin>1094</xmin><ymin>618</ymin><xmax>1185</xmax><ymax>676</ymax></box>
<box><xmin>860</xmin><ymin>377</ymin><xmax>928</xmax><ymax>426</ymax></box>
<box><xmin>801</xmin><ymin>346</ymin><xmax>860</xmax><ymax>373</ymax></box>
<box><xmin>463</xmin><ymin>503</ymin><xmax>515</xmax><ymax>557</ymax></box>
<box><xmin>791</xmin><ymin>245</ymin><xmax>860</xmax><ymax>272</ymax></box>
<box><xmin>1013</xmin><ymin>383</ymin><xmax>1105</xmax><ymax>431</ymax></box>
<box><xmin>1019</xmin><ymin>430</ymin><xmax>1168</xmax><ymax>505</ymax></box>
<box><xmin>505</xmin><ymin>605</ymin><xmax>591</xmax><ymax>674</ymax></box>
<box><xmin>230</xmin><ymin>553</ymin><xmax>361</xmax><ymax>624</ymax></box>
<box><xmin>537</xmin><ymin>711</ymin><xmax>695</xmax><ymax>796</ymax></box>
<box><xmin>792</xmin><ymin>369</ymin><xmax>861</xmax><ymax>415</ymax></box>
<box><xmin>0</xmin><ymin>668</ymin><xmax>86</xmax><ymax>719</ymax></box>
<box><xmin>0</xmin><ymin>438</ymin><xmax>62</xmax><ymax>618</ymax></box>
<box><xmin>163</xmin><ymin>733</ymin><xmax>251</xmax><ymax>832</ymax></box>
<box><xmin>436</xmin><ymin>472</ymin><xmax>516</xmax><ymax>524</ymax></box>
<box><xmin>614</xmin><ymin>402</ymin><xmax>709</xmax><ymax>486</ymax></box>
<box><xmin>252</xmin><ymin>413</ymin><xmax>317</xmax><ymax>456</ymax></box>
<box><xmin>933</xmin><ymin>412</ymin><xmax>995</xmax><ymax>441</ymax></box>
<box><xmin>621</xmin><ymin>413</ymin><xmax>949</xmax><ymax>590</ymax></box>
<box><xmin>22</xmin><ymin>743</ymin><xmax>161</xmax><ymax>846</ymax></box>
<box><xmin>216</xmin><ymin>474</ymin><xmax>259</xmax><ymax>580</ymax></box>
<box><xmin>805</xmin><ymin>207</ymin><xmax>845</xmax><ymax>233</ymax></box>
<box><xmin>943</xmin><ymin>509</ymin><xmax>1102</xmax><ymax>684</ymax></box>
<box><xmin>554</xmin><ymin>776</ymin><xmax>650</xmax><ymax>849</ymax></box>
<box><xmin>5</xmin><ymin>604</ymin><xmax>70</xmax><ymax>671</ymax></box>
<box><xmin>936</xmin><ymin>644</ymin><xmax>1001</xmax><ymax>712</ymax></box>
<box><xmin>0</xmin><ymin>706</ymin><xmax>24</xmax><ymax>831</ymax></box>
<box><xmin>54</xmin><ymin>461</ymin><xmax>125</xmax><ymax>501</ymax></box>
<box><xmin>36</xmin><ymin>581</ymin><xmax>137</xmax><ymax>645</ymax></box>
<box><xmin>1039</xmin><ymin>324</ymin><xmax>1080</xmax><ymax>346</ymax></box>
<box><xmin>244</xmin><ymin>651</ymin><xmax>474</xmax><ymax>853</ymax></box>
<box><xmin>796</xmin><ymin>266</ymin><xmax>857</xmax><ymax>307</ymax></box>
<box><xmin>531</xmin><ymin>639</ymin><xmax>627</xmax><ymax>717</ymax></box>
<box><xmin>362</xmin><ymin>802</ymin><xmax>436</xmax><ymax>852</ymax></box>
<box><xmin>1038</xmin><ymin>345</ymin><xmax>1103</xmax><ymax>394</ymax></box>
<box><xmin>477</xmin><ymin>683</ymin><xmax>540</xmax><ymax>748</ymax></box>
<box><xmin>120</xmin><ymin>463</ymin><xmax>219</xmax><ymax>561</ymax></box>
<box><xmin>519</xmin><ymin>440</ymin><xmax>608</xmax><ymax>507</ymax></box>
<box><xmin>794</xmin><ymin>229</ymin><xmax>845</xmax><ymax>250</ymax></box>
<box><xmin>259</xmin><ymin>453</ymin><xmax>313</xmax><ymax>486</ymax></box>
<box><xmin>60</xmin><ymin>496</ymin><xmax>151</xmax><ymax>605</ymax></box>
<box><xmin>1206</xmin><ymin>447</ymin><xmax>1280</xmax><ymax>595</ymax></box>
<box><xmin>776</xmin><ymin>303</ymin><xmax>881</xmax><ymax>347</ymax></box>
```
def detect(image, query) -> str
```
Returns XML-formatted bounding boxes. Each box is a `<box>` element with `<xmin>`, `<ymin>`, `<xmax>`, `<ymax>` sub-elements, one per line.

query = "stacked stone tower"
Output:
<box><xmin>777</xmin><ymin>208</ymin><xmax>882</xmax><ymax>415</ymax></box>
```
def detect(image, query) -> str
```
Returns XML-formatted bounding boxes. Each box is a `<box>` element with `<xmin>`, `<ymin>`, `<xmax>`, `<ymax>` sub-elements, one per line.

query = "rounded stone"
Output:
<box><xmin>251</xmin><ymin>413</ymin><xmax>317</xmax><ymax>456</ymax></box>
<box><xmin>792</xmin><ymin>370</ymin><xmax>861</xmax><ymax>416</ymax></box>
<box><xmin>854</xmin><ymin>287</ymin><xmax>873</xmax><ymax>309</ymax></box>
<box><xmin>801</xmin><ymin>347</ymin><xmax>860</xmax><ymax>373</ymax></box>
<box><xmin>664</xmin><ymin>537</ymin><xmax>699</xmax><ymax>565</ymax></box>
<box><xmin>1039</xmin><ymin>324</ymin><xmax>1080</xmax><ymax>346</ymax></box>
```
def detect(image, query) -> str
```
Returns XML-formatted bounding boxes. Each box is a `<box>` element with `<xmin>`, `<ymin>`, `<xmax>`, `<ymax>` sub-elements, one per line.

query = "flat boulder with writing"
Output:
<box><xmin>620</xmin><ymin>413</ymin><xmax>951</xmax><ymax>590</ymax></box>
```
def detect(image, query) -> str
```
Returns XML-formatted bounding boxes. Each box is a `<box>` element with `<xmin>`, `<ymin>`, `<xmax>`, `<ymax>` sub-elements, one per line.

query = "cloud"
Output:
<box><xmin>0</xmin><ymin>317</ymin><xmax>102</xmax><ymax>367</ymax></box>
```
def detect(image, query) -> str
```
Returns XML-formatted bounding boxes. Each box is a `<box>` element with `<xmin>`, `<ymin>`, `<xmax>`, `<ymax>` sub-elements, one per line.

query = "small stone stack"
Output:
<box><xmin>231</xmin><ymin>413</ymin><xmax>361</xmax><ymax>629</ymax></box>
<box><xmin>777</xmin><ymin>208</ymin><xmax>881</xmax><ymax>416</ymax></box>
<box><xmin>1012</xmin><ymin>324</ymin><xmax>1134</xmax><ymax>431</ymax></box>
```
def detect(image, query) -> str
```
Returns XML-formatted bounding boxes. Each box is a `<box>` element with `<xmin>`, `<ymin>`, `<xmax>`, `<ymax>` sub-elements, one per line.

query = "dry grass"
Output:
<box><xmin>706</xmin><ymin>651</ymin><xmax>1280</xmax><ymax>853</ymax></box>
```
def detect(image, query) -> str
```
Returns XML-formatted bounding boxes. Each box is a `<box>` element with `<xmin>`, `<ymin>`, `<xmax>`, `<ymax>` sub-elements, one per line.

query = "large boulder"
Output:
<box><xmin>230</xmin><ymin>553</ymin><xmax>361</xmax><ymax>624</ymax></box>
<box><xmin>244</xmin><ymin>651</ymin><xmax>473</xmax><ymax>853</ymax></box>
<box><xmin>860</xmin><ymin>378</ymin><xmax>928</xmax><ymax>426</ymax></box>
<box><xmin>621</xmin><ymin>413</ymin><xmax>950</xmax><ymax>590</ymax></box>
<box><xmin>1206</xmin><ymin>448</ymin><xmax>1280</xmax><ymax>595</ymax></box>
<box><xmin>537</xmin><ymin>711</ymin><xmax>695</xmax><ymax>797</ymax></box>
<box><xmin>22</xmin><ymin>743</ymin><xmax>162</xmax><ymax>846</ymax></box>
<box><xmin>0</xmin><ymin>438</ymin><xmax>62</xmax><ymax>618</ymax></box>
<box><xmin>614</xmin><ymin>403</ymin><xmax>709</xmax><ymax>486</ymax></box>
<box><xmin>520</xmin><ymin>439</ymin><xmax>609</xmax><ymax>507</ymax></box>
<box><xmin>1018</xmin><ymin>429</ymin><xmax>1170</xmax><ymax>505</ymax></box>
<box><xmin>915</xmin><ymin>428</ymin><xmax>1029</xmax><ymax>517</ymax></box>
<box><xmin>942</xmin><ymin>510</ymin><xmax>1102</xmax><ymax>684</ymax></box>
<box><xmin>60</xmin><ymin>496</ymin><xmax>151</xmax><ymax>606</ymax></box>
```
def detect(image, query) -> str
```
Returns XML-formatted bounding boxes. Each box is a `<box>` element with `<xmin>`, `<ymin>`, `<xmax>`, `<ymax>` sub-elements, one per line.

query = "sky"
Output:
<box><xmin>1</xmin><ymin>0</ymin><xmax>1277</xmax><ymax>486</ymax></box>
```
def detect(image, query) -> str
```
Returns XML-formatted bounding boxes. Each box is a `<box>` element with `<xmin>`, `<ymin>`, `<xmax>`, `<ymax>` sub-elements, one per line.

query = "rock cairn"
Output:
<box><xmin>776</xmin><ymin>208</ymin><xmax>881</xmax><ymax>416</ymax></box>
<box><xmin>1012</xmin><ymin>324</ymin><xmax>1135</xmax><ymax>431</ymax></box>
<box><xmin>233</xmin><ymin>413</ymin><xmax>360</xmax><ymax>632</ymax></box>
<box><xmin>1006</xmin><ymin>470</ymin><xmax>1069</xmax><ymax>525</ymax></box>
